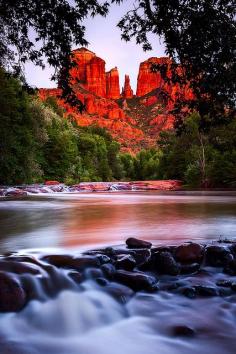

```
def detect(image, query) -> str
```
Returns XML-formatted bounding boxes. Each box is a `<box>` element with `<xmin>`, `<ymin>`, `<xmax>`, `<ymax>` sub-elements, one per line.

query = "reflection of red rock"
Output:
<box><xmin>106</xmin><ymin>67</ymin><xmax>120</xmax><ymax>99</ymax></box>
<box><xmin>122</xmin><ymin>75</ymin><xmax>134</xmax><ymax>99</ymax></box>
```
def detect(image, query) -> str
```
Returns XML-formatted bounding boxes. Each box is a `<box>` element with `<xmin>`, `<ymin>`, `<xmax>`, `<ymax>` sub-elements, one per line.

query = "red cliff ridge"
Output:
<box><xmin>106</xmin><ymin>67</ymin><xmax>120</xmax><ymax>99</ymax></box>
<box><xmin>122</xmin><ymin>75</ymin><xmax>134</xmax><ymax>99</ymax></box>
<box><xmin>39</xmin><ymin>48</ymin><xmax>194</xmax><ymax>152</ymax></box>
<box><xmin>136</xmin><ymin>57</ymin><xmax>172</xmax><ymax>97</ymax></box>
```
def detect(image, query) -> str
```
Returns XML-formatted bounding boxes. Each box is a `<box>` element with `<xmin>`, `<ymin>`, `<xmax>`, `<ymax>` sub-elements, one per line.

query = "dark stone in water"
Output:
<box><xmin>84</xmin><ymin>268</ymin><xmax>104</xmax><ymax>279</ymax></box>
<box><xmin>95</xmin><ymin>254</ymin><xmax>111</xmax><ymax>264</ymax></box>
<box><xmin>224</xmin><ymin>259</ymin><xmax>236</xmax><ymax>275</ymax></box>
<box><xmin>154</xmin><ymin>251</ymin><xmax>180</xmax><ymax>275</ymax></box>
<box><xmin>101</xmin><ymin>263</ymin><xmax>116</xmax><ymax>279</ymax></box>
<box><xmin>132</xmin><ymin>249</ymin><xmax>151</xmax><ymax>266</ymax></box>
<box><xmin>230</xmin><ymin>282</ymin><xmax>236</xmax><ymax>291</ymax></box>
<box><xmin>0</xmin><ymin>260</ymin><xmax>41</xmax><ymax>275</ymax></box>
<box><xmin>195</xmin><ymin>285</ymin><xmax>219</xmax><ymax>297</ymax></box>
<box><xmin>205</xmin><ymin>246</ymin><xmax>233</xmax><ymax>267</ymax></box>
<box><xmin>175</xmin><ymin>243</ymin><xmax>203</xmax><ymax>264</ymax></box>
<box><xmin>182</xmin><ymin>286</ymin><xmax>196</xmax><ymax>299</ymax></box>
<box><xmin>69</xmin><ymin>271</ymin><xmax>83</xmax><ymax>284</ymax></box>
<box><xmin>96</xmin><ymin>277</ymin><xmax>109</xmax><ymax>286</ymax></box>
<box><xmin>180</xmin><ymin>263</ymin><xmax>200</xmax><ymax>275</ymax></box>
<box><xmin>115</xmin><ymin>254</ymin><xmax>136</xmax><ymax>271</ymax></box>
<box><xmin>171</xmin><ymin>325</ymin><xmax>195</xmax><ymax>337</ymax></box>
<box><xmin>126</xmin><ymin>237</ymin><xmax>152</xmax><ymax>249</ymax></box>
<box><xmin>105</xmin><ymin>282</ymin><xmax>134</xmax><ymax>303</ymax></box>
<box><xmin>216</xmin><ymin>279</ymin><xmax>232</xmax><ymax>287</ymax></box>
<box><xmin>42</xmin><ymin>255</ymin><xmax>100</xmax><ymax>270</ymax></box>
<box><xmin>114</xmin><ymin>270</ymin><xmax>158</xmax><ymax>292</ymax></box>
<box><xmin>0</xmin><ymin>272</ymin><xmax>26</xmax><ymax>312</ymax></box>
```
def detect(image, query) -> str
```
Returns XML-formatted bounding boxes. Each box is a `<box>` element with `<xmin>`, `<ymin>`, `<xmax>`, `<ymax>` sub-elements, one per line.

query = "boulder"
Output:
<box><xmin>114</xmin><ymin>270</ymin><xmax>158</xmax><ymax>292</ymax></box>
<box><xmin>0</xmin><ymin>272</ymin><xmax>26</xmax><ymax>312</ymax></box>
<box><xmin>205</xmin><ymin>245</ymin><xmax>233</xmax><ymax>267</ymax></box>
<box><xmin>115</xmin><ymin>255</ymin><xmax>136</xmax><ymax>271</ymax></box>
<box><xmin>126</xmin><ymin>237</ymin><xmax>152</xmax><ymax>249</ymax></box>
<box><xmin>175</xmin><ymin>243</ymin><xmax>203</xmax><ymax>263</ymax></box>
<box><xmin>155</xmin><ymin>251</ymin><xmax>180</xmax><ymax>275</ymax></box>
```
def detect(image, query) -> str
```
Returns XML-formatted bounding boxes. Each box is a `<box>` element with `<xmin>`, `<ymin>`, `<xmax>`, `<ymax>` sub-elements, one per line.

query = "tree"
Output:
<box><xmin>115</xmin><ymin>0</ymin><xmax>236</xmax><ymax>124</ymax></box>
<box><xmin>0</xmin><ymin>0</ymin><xmax>109</xmax><ymax>108</ymax></box>
<box><xmin>0</xmin><ymin>68</ymin><xmax>37</xmax><ymax>184</ymax></box>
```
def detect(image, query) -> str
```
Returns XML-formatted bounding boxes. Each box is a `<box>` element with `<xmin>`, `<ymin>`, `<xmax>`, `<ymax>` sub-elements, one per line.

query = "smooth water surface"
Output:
<box><xmin>1</xmin><ymin>191</ymin><xmax>236</xmax><ymax>253</ymax></box>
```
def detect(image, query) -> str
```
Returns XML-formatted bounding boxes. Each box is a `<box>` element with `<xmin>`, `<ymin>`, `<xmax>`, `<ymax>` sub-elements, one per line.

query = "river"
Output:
<box><xmin>0</xmin><ymin>191</ymin><xmax>236</xmax><ymax>354</ymax></box>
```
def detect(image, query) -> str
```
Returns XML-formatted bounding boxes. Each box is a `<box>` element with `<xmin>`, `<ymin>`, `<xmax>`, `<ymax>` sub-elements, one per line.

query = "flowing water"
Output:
<box><xmin>0</xmin><ymin>191</ymin><xmax>236</xmax><ymax>354</ymax></box>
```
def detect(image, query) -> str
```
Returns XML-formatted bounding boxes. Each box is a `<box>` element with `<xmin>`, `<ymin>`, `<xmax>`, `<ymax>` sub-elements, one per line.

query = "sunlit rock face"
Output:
<box><xmin>39</xmin><ymin>48</ymin><xmax>194</xmax><ymax>152</ymax></box>
<box><xmin>136</xmin><ymin>57</ymin><xmax>172</xmax><ymax>97</ymax></box>
<box><xmin>106</xmin><ymin>67</ymin><xmax>120</xmax><ymax>99</ymax></box>
<box><xmin>122</xmin><ymin>75</ymin><xmax>134</xmax><ymax>99</ymax></box>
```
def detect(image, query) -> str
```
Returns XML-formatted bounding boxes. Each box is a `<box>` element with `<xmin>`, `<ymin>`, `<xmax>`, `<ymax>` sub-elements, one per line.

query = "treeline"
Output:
<box><xmin>0</xmin><ymin>68</ymin><xmax>161</xmax><ymax>185</ymax></box>
<box><xmin>0</xmin><ymin>68</ymin><xmax>235</xmax><ymax>187</ymax></box>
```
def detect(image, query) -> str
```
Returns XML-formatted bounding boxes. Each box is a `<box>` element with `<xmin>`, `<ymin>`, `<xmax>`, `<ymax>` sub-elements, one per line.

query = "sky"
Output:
<box><xmin>24</xmin><ymin>2</ymin><xmax>165</xmax><ymax>92</ymax></box>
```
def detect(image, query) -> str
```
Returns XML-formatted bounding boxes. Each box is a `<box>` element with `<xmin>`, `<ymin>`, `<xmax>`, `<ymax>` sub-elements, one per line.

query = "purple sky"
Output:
<box><xmin>25</xmin><ymin>2</ymin><xmax>165</xmax><ymax>91</ymax></box>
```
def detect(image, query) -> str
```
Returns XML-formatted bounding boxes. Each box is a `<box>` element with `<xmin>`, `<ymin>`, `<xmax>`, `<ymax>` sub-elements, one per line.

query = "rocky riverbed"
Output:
<box><xmin>0</xmin><ymin>180</ymin><xmax>182</xmax><ymax>197</ymax></box>
<box><xmin>1</xmin><ymin>237</ymin><xmax>236</xmax><ymax>353</ymax></box>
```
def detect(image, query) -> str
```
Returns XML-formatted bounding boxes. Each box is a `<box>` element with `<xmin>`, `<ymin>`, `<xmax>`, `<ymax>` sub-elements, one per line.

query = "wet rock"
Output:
<box><xmin>216</xmin><ymin>279</ymin><xmax>232</xmax><ymax>287</ymax></box>
<box><xmin>155</xmin><ymin>251</ymin><xmax>180</xmax><ymax>275</ymax></box>
<box><xmin>0</xmin><ymin>260</ymin><xmax>41</xmax><ymax>275</ymax></box>
<box><xmin>114</xmin><ymin>270</ymin><xmax>158</xmax><ymax>292</ymax></box>
<box><xmin>42</xmin><ymin>254</ymin><xmax>74</xmax><ymax>267</ymax></box>
<box><xmin>205</xmin><ymin>245</ymin><xmax>233</xmax><ymax>267</ymax></box>
<box><xmin>180</xmin><ymin>263</ymin><xmax>200</xmax><ymax>275</ymax></box>
<box><xmin>126</xmin><ymin>237</ymin><xmax>152</xmax><ymax>249</ymax></box>
<box><xmin>115</xmin><ymin>255</ymin><xmax>136</xmax><ymax>271</ymax></box>
<box><xmin>5</xmin><ymin>188</ymin><xmax>27</xmax><ymax>197</ymax></box>
<box><xmin>69</xmin><ymin>271</ymin><xmax>83</xmax><ymax>284</ymax></box>
<box><xmin>182</xmin><ymin>286</ymin><xmax>197</xmax><ymax>299</ymax></box>
<box><xmin>230</xmin><ymin>282</ymin><xmax>236</xmax><ymax>291</ymax></box>
<box><xmin>132</xmin><ymin>249</ymin><xmax>151</xmax><ymax>266</ymax></box>
<box><xmin>84</xmin><ymin>268</ymin><xmax>103</xmax><ymax>279</ymax></box>
<box><xmin>45</xmin><ymin>180</ymin><xmax>60</xmax><ymax>185</ymax></box>
<box><xmin>72</xmin><ymin>256</ymin><xmax>101</xmax><ymax>270</ymax></box>
<box><xmin>171</xmin><ymin>325</ymin><xmax>195</xmax><ymax>337</ymax></box>
<box><xmin>96</xmin><ymin>277</ymin><xmax>109</xmax><ymax>286</ymax></box>
<box><xmin>224</xmin><ymin>259</ymin><xmax>236</xmax><ymax>275</ymax></box>
<box><xmin>95</xmin><ymin>254</ymin><xmax>110</xmax><ymax>264</ymax></box>
<box><xmin>195</xmin><ymin>285</ymin><xmax>218</xmax><ymax>297</ymax></box>
<box><xmin>175</xmin><ymin>243</ymin><xmax>203</xmax><ymax>264</ymax></box>
<box><xmin>105</xmin><ymin>282</ymin><xmax>134</xmax><ymax>303</ymax></box>
<box><xmin>0</xmin><ymin>272</ymin><xmax>26</xmax><ymax>312</ymax></box>
<box><xmin>101</xmin><ymin>263</ymin><xmax>116</xmax><ymax>278</ymax></box>
<box><xmin>42</xmin><ymin>254</ymin><xmax>100</xmax><ymax>270</ymax></box>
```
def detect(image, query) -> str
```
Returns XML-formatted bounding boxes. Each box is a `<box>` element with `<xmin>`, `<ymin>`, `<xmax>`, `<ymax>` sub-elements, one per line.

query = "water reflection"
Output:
<box><xmin>0</xmin><ymin>192</ymin><xmax>236</xmax><ymax>252</ymax></box>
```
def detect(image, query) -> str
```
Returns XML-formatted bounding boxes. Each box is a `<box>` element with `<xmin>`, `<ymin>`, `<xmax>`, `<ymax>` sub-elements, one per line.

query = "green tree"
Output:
<box><xmin>0</xmin><ymin>69</ymin><xmax>38</xmax><ymax>184</ymax></box>
<box><xmin>115</xmin><ymin>0</ymin><xmax>236</xmax><ymax>123</ymax></box>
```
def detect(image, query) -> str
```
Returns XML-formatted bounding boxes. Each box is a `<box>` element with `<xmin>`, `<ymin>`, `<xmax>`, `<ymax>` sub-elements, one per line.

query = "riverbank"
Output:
<box><xmin>0</xmin><ymin>180</ymin><xmax>182</xmax><ymax>197</ymax></box>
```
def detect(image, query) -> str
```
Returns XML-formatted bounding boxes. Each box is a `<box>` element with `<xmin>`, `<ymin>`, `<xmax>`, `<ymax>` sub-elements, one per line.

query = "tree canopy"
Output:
<box><xmin>0</xmin><ymin>0</ymin><xmax>109</xmax><ymax>108</ymax></box>
<box><xmin>114</xmin><ymin>0</ymin><xmax>236</xmax><ymax>124</ymax></box>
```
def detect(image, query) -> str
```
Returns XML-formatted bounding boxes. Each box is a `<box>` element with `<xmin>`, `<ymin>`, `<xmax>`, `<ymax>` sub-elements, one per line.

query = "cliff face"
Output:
<box><xmin>136</xmin><ymin>57</ymin><xmax>172</xmax><ymax>97</ymax></box>
<box><xmin>122</xmin><ymin>75</ymin><xmax>134</xmax><ymax>99</ymax></box>
<box><xmin>106</xmin><ymin>67</ymin><xmax>120</xmax><ymax>99</ymax></box>
<box><xmin>40</xmin><ymin>48</ymin><xmax>193</xmax><ymax>152</ymax></box>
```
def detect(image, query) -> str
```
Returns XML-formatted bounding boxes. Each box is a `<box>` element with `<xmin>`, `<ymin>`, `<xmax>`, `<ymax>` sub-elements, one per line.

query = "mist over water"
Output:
<box><xmin>0</xmin><ymin>191</ymin><xmax>236</xmax><ymax>253</ymax></box>
<box><xmin>1</xmin><ymin>191</ymin><xmax>236</xmax><ymax>354</ymax></box>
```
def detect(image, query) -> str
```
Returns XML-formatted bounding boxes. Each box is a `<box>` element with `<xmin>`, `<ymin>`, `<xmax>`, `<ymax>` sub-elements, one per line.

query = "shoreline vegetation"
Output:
<box><xmin>1</xmin><ymin>69</ymin><xmax>236</xmax><ymax>190</ymax></box>
<box><xmin>1</xmin><ymin>237</ymin><xmax>236</xmax><ymax>314</ymax></box>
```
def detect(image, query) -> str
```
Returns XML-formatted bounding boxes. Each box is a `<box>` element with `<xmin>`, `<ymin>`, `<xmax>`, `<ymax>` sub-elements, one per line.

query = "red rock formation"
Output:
<box><xmin>106</xmin><ymin>67</ymin><xmax>120</xmax><ymax>99</ymax></box>
<box><xmin>122</xmin><ymin>75</ymin><xmax>134</xmax><ymax>99</ymax></box>
<box><xmin>39</xmin><ymin>48</ymin><xmax>195</xmax><ymax>152</ymax></box>
<box><xmin>70</xmin><ymin>48</ymin><xmax>106</xmax><ymax>97</ymax></box>
<box><xmin>136</xmin><ymin>57</ymin><xmax>172</xmax><ymax>96</ymax></box>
